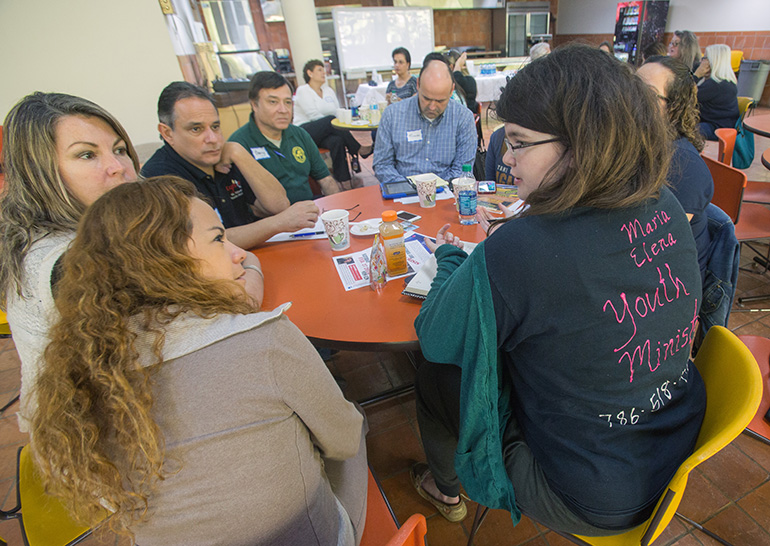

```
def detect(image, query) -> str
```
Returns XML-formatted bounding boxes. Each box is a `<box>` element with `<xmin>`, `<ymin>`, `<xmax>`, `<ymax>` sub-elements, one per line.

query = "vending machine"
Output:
<box><xmin>613</xmin><ymin>1</ymin><xmax>669</xmax><ymax>66</ymax></box>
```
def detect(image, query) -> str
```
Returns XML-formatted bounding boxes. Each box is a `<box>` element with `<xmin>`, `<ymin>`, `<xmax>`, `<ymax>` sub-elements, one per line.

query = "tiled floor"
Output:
<box><xmin>2</xmin><ymin>109</ymin><xmax>770</xmax><ymax>545</ymax></box>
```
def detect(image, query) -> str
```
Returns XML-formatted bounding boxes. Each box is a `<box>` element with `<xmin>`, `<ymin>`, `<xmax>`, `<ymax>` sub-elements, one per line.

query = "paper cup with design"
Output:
<box><xmin>336</xmin><ymin>108</ymin><xmax>352</xmax><ymax>124</ymax></box>
<box><xmin>321</xmin><ymin>209</ymin><xmax>350</xmax><ymax>251</ymax></box>
<box><xmin>413</xmin><ymin>174</ymin><xmax>437</xmax><ymax>208</ymax></box>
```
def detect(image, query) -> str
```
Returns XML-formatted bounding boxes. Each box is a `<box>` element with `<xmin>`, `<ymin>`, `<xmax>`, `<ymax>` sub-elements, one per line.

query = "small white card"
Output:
<box><xmin>407</xmin><ymin>130</ymin><xmax>423</xmax><ymax>142</ymax></box>
<box><xmin>250</xmin><ymin>146</ymin><xmax>270</xmax><ymax>160</ymax></box>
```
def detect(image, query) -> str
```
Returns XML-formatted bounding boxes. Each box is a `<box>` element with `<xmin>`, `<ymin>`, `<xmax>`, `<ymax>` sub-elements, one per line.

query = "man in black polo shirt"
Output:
<box><xmin>142</xmin><ymin>82</ymin><xmax>319</xmax><ymax>250</ymax></box>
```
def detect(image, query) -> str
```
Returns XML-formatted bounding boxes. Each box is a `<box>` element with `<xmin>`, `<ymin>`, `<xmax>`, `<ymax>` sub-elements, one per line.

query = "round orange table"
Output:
<box><xmin>254</xmin><ymin>185</ymin><xmax>487</xmax><ymax>351</ymax></box>
<box><xmin>744</xmin><ymin>114</ymin><xmax>770</xmax><ymax>139</ymax></box>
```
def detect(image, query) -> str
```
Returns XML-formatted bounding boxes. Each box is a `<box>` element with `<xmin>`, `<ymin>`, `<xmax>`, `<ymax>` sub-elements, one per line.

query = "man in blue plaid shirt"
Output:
<box><xmin>373</xmin><ymin>55</ymin><xmax>476</xmax><ymax>184</ymax></box>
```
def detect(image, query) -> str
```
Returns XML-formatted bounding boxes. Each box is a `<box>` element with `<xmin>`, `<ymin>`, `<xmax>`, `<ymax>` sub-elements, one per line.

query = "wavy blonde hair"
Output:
<box><xmin>0</xmin><ymin>92</ymin><xmax>140</xmax><ymax>303</ymax></box>
<box><xmin>30</xmin><ymin>176</ymin><xmax>256</xmax><ymax>539</ymax></box>
<box><xmin>673</xmin><ymin>30</ymin><xmax>702</xmax><ymax>71</ymax></box>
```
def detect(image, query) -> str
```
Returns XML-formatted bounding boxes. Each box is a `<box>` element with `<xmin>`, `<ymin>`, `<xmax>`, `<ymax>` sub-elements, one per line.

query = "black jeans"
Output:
<box><xmin>301</xmin><ymin>115</ymin><xmax>361</xmax><ymax>182</ymax></box>
<box><xmin>414</xmin><ymin>361</ymin><xmax>624</xmax><ymax>537</ymax></box>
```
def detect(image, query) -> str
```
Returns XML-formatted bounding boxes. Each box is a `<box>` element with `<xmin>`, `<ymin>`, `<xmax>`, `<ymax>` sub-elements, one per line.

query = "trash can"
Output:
<box><xmin>737</xmin><ymin>60</ymin><xmax>770</xmax><ymax>102</ymax></box>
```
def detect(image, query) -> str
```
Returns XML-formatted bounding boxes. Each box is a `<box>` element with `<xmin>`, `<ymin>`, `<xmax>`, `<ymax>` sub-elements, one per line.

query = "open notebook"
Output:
<box><xmin>402</xmin><ymin>241</ymin><xmax>478</xmax><ymax>299</ymax></box>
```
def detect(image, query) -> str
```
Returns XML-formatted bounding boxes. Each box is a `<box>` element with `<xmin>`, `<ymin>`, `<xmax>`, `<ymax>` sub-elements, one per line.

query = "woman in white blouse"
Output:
<box><xmin>294</xmin><ymin>60</ymin><xmax>372</xmax><ymax>185</ymax></box>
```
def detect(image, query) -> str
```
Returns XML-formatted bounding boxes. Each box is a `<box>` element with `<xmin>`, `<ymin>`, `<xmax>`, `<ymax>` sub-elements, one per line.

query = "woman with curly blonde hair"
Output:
<box><xmin>0</xmin><ymin>92</ymin><xmax>140</xmax><ymax>431</ymax></box>
<box><xmin>30</xmin><ymin>176</ymin><xmax>367</xmax><ymax>546</ymax></box>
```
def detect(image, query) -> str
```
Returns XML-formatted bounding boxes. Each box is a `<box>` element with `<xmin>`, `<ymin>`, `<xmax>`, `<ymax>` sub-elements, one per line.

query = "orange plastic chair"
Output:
<box><xmin>469</xmin><ymin>326</ymin><xmax>762</xmax><ymax>546</ymax></box>
<box><xmin>360</xmin><ymin>467</ymin><xmax>427</xmax><ymax>546</ymax></box>
<box><xmin>714</xmin><ymin>128</ymin><xmax>736</xmax><ymax>166</ymax></box>
<box><xmin>743</xmin><ymin>148</ymin><xmax>770</xmax><ymax>204</ymax></box>
<box><xmin>703</xmin><ymin>154</ymin><xmax>746</xmax><ymax>224</ymax></box>
<box><xmin>738</xmin><ymin>335</ymin><xmax>770</xmax><ymax>446</ymax></box>
<box><xmin>703</xmin><ymin>155</ymin><xmax>770</xmax><ymax>304</ymax></box>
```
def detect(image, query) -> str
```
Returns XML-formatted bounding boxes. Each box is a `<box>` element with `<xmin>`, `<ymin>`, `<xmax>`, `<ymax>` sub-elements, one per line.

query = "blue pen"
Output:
<box><xmin>274</xmin><ymin>150</ymin><xmax>286</xmax><ymax>159</ymax></box>
<box><xmin>289</xmin><ymin>230</ymin><xmax>325</xmax><ymax>238</ymax></box>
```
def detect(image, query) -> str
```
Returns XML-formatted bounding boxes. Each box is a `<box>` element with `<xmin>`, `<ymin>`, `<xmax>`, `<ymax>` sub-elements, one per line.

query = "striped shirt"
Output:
<box><xmin>373</xmin><ymin>95</ymin><xmax>476</xmax><ymax>183</ymax></box>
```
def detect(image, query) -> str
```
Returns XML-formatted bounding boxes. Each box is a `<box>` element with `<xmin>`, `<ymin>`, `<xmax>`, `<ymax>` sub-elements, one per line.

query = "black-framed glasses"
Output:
<box><xmin>504</xmin><ymin>137</ymin><xmax>561</xmax><ymax>156</ymax></box>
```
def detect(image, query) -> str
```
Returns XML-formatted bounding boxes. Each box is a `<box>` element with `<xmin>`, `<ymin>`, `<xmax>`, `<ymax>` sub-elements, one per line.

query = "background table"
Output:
<box><xmin>255</xmin><ymin>185</ymin><xmax>487</xmax><ymax>351</ymax></box>
<box><xmin>744</xmin><ymin>114</ymin><xmax>770</xmax><ymax>139</ymax></box>
<box><xmin>355</xmin><ymin>82</ymin><xmax>389</xmax><ymax>107</ymax></box>
<box><xmin>474</xmin><ymin>72</ymin><xmax>512</xmax><ymax>103</ymax></box>
<box><xmin>331</xmin><ymin>118</ymin><xmax>378</xmax><ymax>131</ymax></box>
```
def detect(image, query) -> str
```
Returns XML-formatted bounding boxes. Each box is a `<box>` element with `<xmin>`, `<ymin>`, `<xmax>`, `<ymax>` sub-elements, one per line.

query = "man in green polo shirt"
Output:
<box><xmin>229</xmin><ymin>71</ymin><xmax>340</xmax><ymax>203</ymax></box>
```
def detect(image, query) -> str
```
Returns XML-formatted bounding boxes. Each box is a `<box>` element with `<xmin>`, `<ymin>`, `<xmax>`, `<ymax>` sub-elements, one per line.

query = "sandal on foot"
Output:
<box><xmin>350</xmin><ymin>155</ymin><xmax>361</xmax><ymax>173</ymax></box>
<box><xmin>410</xmin><ymin>462</ymin><xmax>467</xmax><ymax>522</ymax></box>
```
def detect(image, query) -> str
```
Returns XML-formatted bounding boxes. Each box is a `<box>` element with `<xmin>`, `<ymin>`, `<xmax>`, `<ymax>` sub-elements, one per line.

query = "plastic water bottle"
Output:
<box><xmin>456</xmin><ymin>164</ymin><xmax>478</xmax><ymax>225</ymax></box>
<box><xmin>369</xmin><ymin>103</ymin><xmax>380</xmax><ymax>125</ymax></box>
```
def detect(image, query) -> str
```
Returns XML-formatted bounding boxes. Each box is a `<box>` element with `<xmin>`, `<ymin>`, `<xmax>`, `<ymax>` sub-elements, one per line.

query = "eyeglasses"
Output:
<box><xmin>669</xmin><ymin>40</ymin><xmax>680</xmax><ymax>47</ymax></box>
<box><xmin>504</xmin><ymin>137</ymin><xmax>561</xmax><ymax>156</ymax></box>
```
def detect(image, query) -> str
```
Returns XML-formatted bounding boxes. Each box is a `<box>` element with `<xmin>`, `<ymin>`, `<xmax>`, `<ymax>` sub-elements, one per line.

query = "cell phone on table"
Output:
<box><xmin>478</xmin><ymin>181</ymin><xmax>496</xmax><ymax>194</ymax></box>
<box><xmin>397</xmin><ymin>210</ymin><xmax>421</xmax><ymax>223</ymax></box>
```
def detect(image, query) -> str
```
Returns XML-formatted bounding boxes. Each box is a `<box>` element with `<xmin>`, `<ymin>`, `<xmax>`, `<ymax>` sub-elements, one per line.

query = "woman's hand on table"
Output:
<box><xmin>424</xmin><ymin>223</ymin><xmax>463</xmax><ymax>253</ymax></box>
<box><xmin>477</xmin><ymin>204</ymin><xmax>512</xmax><ymax>236</ymax></box>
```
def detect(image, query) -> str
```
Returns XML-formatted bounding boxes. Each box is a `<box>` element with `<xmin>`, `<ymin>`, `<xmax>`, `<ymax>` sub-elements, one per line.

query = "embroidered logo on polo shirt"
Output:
<box><xmin>225</xmin><ymin>179</ymin><xmax>244</xmax><ymax>200</ymax></box>
<box><xmin>292</xmin><ymin>146</ymin><xmax>306</xmax><ymax>163</ymax></box>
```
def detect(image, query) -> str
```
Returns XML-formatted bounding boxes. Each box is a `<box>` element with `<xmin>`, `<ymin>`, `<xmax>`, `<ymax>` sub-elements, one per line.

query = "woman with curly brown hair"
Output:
<box><xmin>638</xmin><ymin>55</ymin><xmax>737</xmax><ymax>337</ymax></box>
<box><xmin>637</xmin><ymin>56</ymin><xmax>714</xmax><ymax>277</ymax></box>
<box><xmin>30</xmin><ymin>177</ymin><xmax>367</xmax><ymax>545</ymax></box>
<box><xmin>0</xmin><ymin>92</ymin><xmax>140</xmax><ymax>432</ymax></box>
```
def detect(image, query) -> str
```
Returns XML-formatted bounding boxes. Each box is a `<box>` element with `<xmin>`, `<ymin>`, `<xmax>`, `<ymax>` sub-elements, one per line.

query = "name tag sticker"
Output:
<box><xmin>250</xmin><ymin>147</ymin><xmax>270</xmax><ymax>160</ymax></box>
<box><xmin>407</xmin><ymin>130</ymin><xmax>423</xmax><ymax>142</ymax></box>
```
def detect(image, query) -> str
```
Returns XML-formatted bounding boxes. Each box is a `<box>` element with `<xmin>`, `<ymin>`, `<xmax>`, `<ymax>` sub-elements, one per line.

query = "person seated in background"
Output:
<box><xmin>387</xmin><ymin>47</ymin><xmax>418</xmax><ymax>104</ymax></box>
<box><xmin>668</xmin><ymin>30</ymin><xmax>702</xmax><ymax>73</ymax></box>
<box><xmin>229</xmin><ymin>71</ymin><xmax>341</xmax><ymax>202</ymax></box>
<box><xmin>142</xmin><ymin>82</ymin><xmax>318</xmax><ymax>249</ymax></box>
<box><xmin>694</xmin><ymin>44</ymin><xmax>739</xmax><ymax>141</ymax></box>
<box><xmin>485</xmin><ymin>125</ymin><xmax>514</xmax><ymax>186</ymax></box>
<box><xmin>444</xmin><ymin>50</ymin><xmax>479</xmax><ymax>115</ymax></box>
<box><xmin>529</xmin><ymin>41</ymin><xmax>551</xmax><ymax>60</ymax></box>
<box><xmin>598</xmin><ymin>41</ymin><xmax>613</xmax><ymax>55</ymax></box>
<box><xmin>0</xmin><ymin>92</ymin><xmax>142</xmax><ymax>433</ymax></box>
<box><xmin>642</xmin><ymin>41</ymin><xmax>667</xmax><ymax>62</ymax></box>
<box><xmin>638</xmin><ymin>56</ymin><xmax>732</xmax><ymax>336</ymax></box>
<box><xmin>30</xmin><ymin>177</ymin><xmax>368</xmax><ymax>546</ymax></box>
<box><xmin>293</xmin><ymin>59</ymin><xmax>372</xmax><ymax>183</ymax></box>
<box><xmin>410</xmin><ymin>45</ymin><xmax>705</xmax><ymax>535</ymax></box>
<box><xmin>373</xmin><ymin>54</ymin><xmax>476</xmax><ymax>184</ymax></box>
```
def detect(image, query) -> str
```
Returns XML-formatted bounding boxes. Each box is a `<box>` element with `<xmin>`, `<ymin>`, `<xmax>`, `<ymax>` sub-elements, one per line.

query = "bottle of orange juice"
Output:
<box><xmin>379</xmin><ymin>210</ymin><xmax>407</xmax><ymax>276</ymax></box>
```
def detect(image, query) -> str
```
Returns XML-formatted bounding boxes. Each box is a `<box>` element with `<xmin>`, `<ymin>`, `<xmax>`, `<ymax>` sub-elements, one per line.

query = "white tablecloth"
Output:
<box><xmin>474</xmin><ymin>73</ymin><xmax>513</xmax><ymax>103</ymax></box>
<box><xmin>355</xmin><ymin>82</ymin><xmax>390</xmax><ymax>106</ymax></box>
